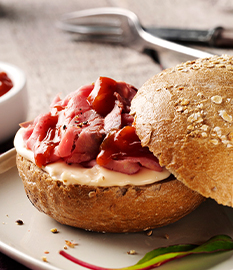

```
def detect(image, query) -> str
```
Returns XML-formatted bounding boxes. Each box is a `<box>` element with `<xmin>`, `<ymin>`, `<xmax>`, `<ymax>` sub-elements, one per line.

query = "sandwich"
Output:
<box><xmin>14</xmin><ymin>54</ymin><xmax>233</xmax><ymax>233</ymax></box>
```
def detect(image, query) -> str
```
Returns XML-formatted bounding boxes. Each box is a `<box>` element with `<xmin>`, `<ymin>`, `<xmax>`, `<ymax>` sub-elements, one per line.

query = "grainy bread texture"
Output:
<box><xmin>131</xmin><ymin>54</ymin><xmax>233</xmax><ymax>207</ymax></box>
<box><xmin>16</xmin><ymin>154</ymin><xmax>204</xmax><ymax>233</ymax></box>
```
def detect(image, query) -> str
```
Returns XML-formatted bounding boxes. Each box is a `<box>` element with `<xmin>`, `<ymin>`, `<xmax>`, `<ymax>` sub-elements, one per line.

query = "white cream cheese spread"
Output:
<box><xmin>14</xmin><ymin>128</ymin><xmax>171</xmax><ymax>186</ymax></box>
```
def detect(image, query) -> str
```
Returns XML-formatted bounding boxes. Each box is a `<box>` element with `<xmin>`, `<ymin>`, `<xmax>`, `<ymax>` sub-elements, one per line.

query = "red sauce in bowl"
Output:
<box><xmin>0</xmin><ymin>72</ymin><xmax>13</xmax><ymax>97</ymax></box>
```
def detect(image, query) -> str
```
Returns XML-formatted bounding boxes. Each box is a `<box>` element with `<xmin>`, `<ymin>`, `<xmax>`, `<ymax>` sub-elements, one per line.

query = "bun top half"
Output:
<box><xmin>131</xmin><ymin>55</ymin><xmax>233</xmax><ymax>207</ymax></box>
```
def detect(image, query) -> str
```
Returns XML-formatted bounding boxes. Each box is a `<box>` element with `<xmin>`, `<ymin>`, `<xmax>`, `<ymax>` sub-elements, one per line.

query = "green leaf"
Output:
<box><xmin>122</xmin><ymin>235</ymin><xmax>233</xmax><ymax>270</ymax></box>
<box><xmin>136</xmin><ymin>243</ymin><xmax>197</xmax><ymax>265</ymax></box>
<box><xmin>59</xmin><ymin>234</ymin><xmax>233</xmax><ymax>270</ymax></box>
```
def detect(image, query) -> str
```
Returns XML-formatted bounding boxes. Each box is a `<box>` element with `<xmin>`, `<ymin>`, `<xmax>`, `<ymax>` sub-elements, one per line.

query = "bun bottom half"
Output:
<box><xmin>16</xmin><ymin>154</ymin><xmax>205</xmax><ymax>233</ymax></box>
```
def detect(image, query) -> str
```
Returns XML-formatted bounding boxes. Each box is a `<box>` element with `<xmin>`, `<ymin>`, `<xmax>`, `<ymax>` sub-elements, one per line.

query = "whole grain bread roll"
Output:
<box><xmin>131</xmin><ymin>54</ymin><xmax>233</xmax><ymax>207</ymax></box>
<box><xmin>16</xmin><ymin>154</ymin><xmax>204</xmax><ymax>233</ymax></box>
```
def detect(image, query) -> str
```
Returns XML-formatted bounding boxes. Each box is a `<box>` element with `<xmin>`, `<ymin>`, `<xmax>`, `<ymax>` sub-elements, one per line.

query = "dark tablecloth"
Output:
<box><xmin>0</xmin><ymin>253</ymin><xmax>30</xmax><ymax>270</ymax></box>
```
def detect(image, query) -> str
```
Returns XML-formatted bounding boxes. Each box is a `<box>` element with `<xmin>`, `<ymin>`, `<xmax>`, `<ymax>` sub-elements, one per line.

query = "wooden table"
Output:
<box><xmin>0</xmin><ymin>0</ymin><xmax>233</xmax><ymax>269</ymax></box>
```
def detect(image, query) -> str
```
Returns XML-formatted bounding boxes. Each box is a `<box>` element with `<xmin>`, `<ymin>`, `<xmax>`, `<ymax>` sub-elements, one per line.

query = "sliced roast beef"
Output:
<box><xmin>60</xmin><ymin>85</ymin><xmax>94</xmax><ymax>123</ymax></box>
<box><xmin>115</xmin><ymin>83</ymin><xmax>137</xmax><ymax>112</ymax></box>
<box><xmin>24</xmin><ymin>113</ymin><xmax>61</xmax><ymax>167</ymax></box>
<box><xmin>21</xmin><ymin>77</ymin><xmax>163</xmax><ymax>175</ymax></box>
<box><xmin>57</xmin><ymin>125</ymin><xmax>81</xmax><ymax>158</ymax></box>
<box><xmin>121</xmin><ymin>156</ymin><xmax>162</xmax><ymax>172</ymax></box>
<box><xmin>121</xmin><ymin>113</ymin><xmax>134</xmax><ymax>127</ymax></box>
<box><xmin>104</xmin><ymin>101</ymin><xmax>122</xmax><ymax>133</ymax></box>
<box><xmin>65</xmin><ymin>110</ymin><xmax>105</xmax><ymax>163</ymax></box>
<box><xmin>102</xmin><ymin>159</ymin><xmax>141</xmax><ymax>174</ymax></box>
<box><xmin>65</xmin><ymin>127</ymin><xmax>104</xmax><ymax>164</ymax></box>
<box><xmin>100</xmin><ymin>155</ymin><xmax>162</xmax><ymax>175</ymax></box>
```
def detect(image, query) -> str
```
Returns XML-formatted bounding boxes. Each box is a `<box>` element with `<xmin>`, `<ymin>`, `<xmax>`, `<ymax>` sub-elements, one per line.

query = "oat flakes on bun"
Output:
<box><xmin>15</xmin><ymin>75</ymin><xmax>205</xmax><ymax>233</ymax></box>
<box><xmin>131</xmin><ymin>54</ymin><xmax>233</xmax><ymax>207</ymax></box>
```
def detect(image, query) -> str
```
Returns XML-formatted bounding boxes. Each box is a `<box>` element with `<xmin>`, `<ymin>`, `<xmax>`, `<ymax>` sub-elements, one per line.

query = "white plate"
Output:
<box><xmin>1</xmin><ymin>149</ymin><xmax>233</xmax><ymax>270</ymax></box>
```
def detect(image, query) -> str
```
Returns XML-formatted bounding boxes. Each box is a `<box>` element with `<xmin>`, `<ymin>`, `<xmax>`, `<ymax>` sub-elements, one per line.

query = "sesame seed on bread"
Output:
<box><xmin>131</xmin><ymin>54</ymin><xmax>233</xmax><ymax>207</ymax></box>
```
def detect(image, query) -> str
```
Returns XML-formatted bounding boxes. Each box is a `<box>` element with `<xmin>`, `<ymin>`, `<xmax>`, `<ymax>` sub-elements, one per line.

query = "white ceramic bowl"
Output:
<box><xmin>0</xmin><ymin>62</ymin><xmax>28</xmax><ymax>144</ymax></box>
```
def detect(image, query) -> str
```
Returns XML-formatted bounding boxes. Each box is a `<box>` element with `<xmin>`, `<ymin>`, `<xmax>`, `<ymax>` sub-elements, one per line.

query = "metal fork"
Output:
<box><xmin>57</xmin><ymin>7</ymin><xmax>214</xmax><ymax>64</ymax></box>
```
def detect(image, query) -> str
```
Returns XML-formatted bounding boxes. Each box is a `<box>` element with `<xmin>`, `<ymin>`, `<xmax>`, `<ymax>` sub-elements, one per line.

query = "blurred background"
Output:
<box><xmin>0</xmin><ymin>0</ymin><xmax>233</xmax><ymax>269</ymax></box>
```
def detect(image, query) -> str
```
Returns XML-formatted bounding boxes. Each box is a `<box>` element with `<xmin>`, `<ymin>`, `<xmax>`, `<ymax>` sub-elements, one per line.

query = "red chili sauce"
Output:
<box><xmin>97</xmin><ymin>126</ymin><xmax>147</xmax><ymax>166</ymax></box>
<box><xmin>0</xmin><ymin>72</ymin><xmax>13</xmax><ymax>97</ymax></box>
<box><xmin>87</xmin><ymin>77</ymin><xmax>118</xmax><ymax>116</ymax></box>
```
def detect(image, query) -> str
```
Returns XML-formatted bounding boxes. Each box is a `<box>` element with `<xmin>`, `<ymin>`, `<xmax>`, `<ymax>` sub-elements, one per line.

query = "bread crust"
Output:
<box><xmin>131</xmin><ymin>55</ymin><xmax>233</xmax><ymax>207</ymax></box>
<box><xmin>16</xmin><ymin>154</ymin><xmax>204</xmax><ymax>233</ymax></box>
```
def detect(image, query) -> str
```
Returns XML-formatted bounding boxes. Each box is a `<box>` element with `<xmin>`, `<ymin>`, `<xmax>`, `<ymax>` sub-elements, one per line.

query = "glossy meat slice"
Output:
<box><xmin>21</xmin><ymin>77</ymin><xmax>162</xmax><ymax>175</ymax></box>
